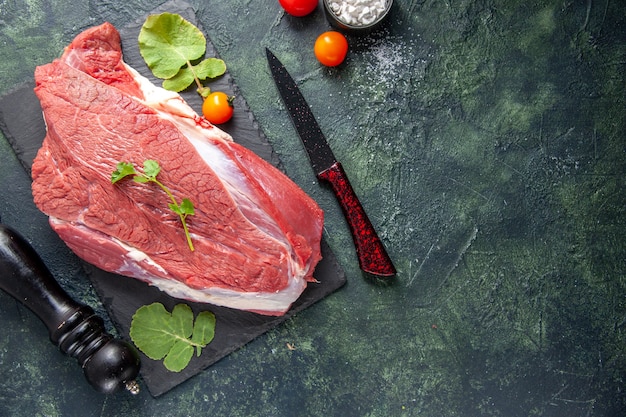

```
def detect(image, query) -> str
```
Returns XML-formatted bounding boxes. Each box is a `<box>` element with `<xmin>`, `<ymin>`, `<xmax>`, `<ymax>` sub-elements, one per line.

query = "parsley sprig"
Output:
<box><xmin>111</xmin><ymin>160</ymin><xmax>195</xmax><ymax>251</ymax></box>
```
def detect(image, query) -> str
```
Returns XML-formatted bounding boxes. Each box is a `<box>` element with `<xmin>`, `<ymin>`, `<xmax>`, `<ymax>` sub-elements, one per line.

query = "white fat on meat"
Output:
<box><xmin>31</xmin><ymin>23</ymin><xmax>323</xmax><ymax>316</ymax></box>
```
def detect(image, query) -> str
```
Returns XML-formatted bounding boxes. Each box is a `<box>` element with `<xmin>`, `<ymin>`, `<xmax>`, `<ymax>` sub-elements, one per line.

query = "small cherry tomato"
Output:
<box><xmin>278</xmin><ymin>0</ymin><xmax>318</xmax><ymax>17</ymax></box>
<box><xmin>314</xmin><ymin>31</ymin><xmax>348</xmax><ymax>67</ymax></box>
<box><xmin>202</xmin><ymin>92</ymin><xmax>234</xmax><ymax>124</ymax></box>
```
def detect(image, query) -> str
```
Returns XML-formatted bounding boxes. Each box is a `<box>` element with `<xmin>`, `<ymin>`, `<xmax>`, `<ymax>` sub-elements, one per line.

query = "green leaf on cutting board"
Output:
<box><xmin>130</xmin><ymin>303</ymin><xmax>216</xmax><ymax>372</ymax></box>
<box><xmin>138</xmin><ymin>12</ymin><xmax>226</xmax><ymax>95</ymax></box>
<box><xmin>162</xmin><ymin>58</ymin><xmax>227</xmax><ymax>93</ymax></box>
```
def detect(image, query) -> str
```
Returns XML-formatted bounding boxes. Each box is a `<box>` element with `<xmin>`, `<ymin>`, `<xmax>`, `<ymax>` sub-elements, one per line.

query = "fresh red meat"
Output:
<box><xmin>31</xmin><ymin>23</ymin><xmax>323</xmax><ymax>316</ymax></box>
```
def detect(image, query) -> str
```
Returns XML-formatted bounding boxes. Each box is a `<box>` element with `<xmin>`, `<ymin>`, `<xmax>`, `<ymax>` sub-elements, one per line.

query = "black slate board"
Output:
<box><xmin>0</xmin><ymin>0</ymin><xmax>346</xmax><ymax>397</ymax></box>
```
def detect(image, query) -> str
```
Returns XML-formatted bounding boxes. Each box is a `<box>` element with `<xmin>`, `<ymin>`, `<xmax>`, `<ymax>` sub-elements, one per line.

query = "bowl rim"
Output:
<box><xmin>323</xmin><ymin>0</ymin><xmax>394</xmax><ymax>30</ymax></box>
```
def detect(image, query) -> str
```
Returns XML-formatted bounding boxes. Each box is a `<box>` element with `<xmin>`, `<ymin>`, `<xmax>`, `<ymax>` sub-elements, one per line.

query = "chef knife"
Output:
<box><xmin>266</xmin><ymin>48</ymin><xmax>396</xmax><ymax>277</ymax></box>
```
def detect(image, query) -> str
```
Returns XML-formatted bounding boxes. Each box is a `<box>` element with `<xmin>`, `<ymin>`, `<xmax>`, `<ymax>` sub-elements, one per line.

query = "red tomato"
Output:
<box><xmin>314</xmin><ymin>31</ymin><xmax>348</xmax><ymax>67</ymax></box>
<box><xmin>202</xmin><ymin>92</ymin><xmax>234</xmax><ymax>124</ymax></box>
<box><xmin>279</xmin><ymin>0</ymin><xmax>318</xmax><ymax>17</ymax></box>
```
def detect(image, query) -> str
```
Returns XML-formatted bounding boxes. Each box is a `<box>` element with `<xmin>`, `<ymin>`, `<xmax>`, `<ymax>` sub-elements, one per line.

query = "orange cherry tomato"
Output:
<box><xmin>314</xmin><ymin>31</ymin><xmax>348</xmax><ymax>67</ymax></box>
<box><xmin>279</xmin><ymin>0</ymin><xmax>318</xmax><ymax>17</ymax></box>
<box><xmin>202</xmin><ymin>92</ymin><xmax>234</xmax><ymax>124</ymax></box>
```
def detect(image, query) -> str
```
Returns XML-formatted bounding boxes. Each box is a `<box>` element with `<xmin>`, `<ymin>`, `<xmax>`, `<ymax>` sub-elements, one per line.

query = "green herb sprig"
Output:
<box><xmin>130</xmin><ymin>303</ymin><xmax>216</xmax><ymax>372</ymax></box>
<box><xmin>138</xmin><ymin>12</ymin><xmax>226</xmax><ymax>97</ymax></box>
<box><xmin>111</xmin><ymin>160</ymin><xmax>195</xmax><ymax>251</ymax></box>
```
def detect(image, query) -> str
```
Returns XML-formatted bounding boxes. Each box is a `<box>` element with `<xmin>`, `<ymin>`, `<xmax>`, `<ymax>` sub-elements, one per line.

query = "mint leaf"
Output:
<box><xmin>138</xmin><ymin>13</ymin><xmax>206</xmax><ymax>79</ymax></box>
<box><xmin>130</xmin><ymin>303</ymin><xmax>216</xmax><ymax>372</ymax></box>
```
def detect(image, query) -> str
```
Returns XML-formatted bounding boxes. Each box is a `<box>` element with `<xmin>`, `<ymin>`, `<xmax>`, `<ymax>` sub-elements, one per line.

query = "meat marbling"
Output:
<box><xmin>31</xmin><ymin>23</ymin><xmax>323</xmax><ymax>316</ymax></box>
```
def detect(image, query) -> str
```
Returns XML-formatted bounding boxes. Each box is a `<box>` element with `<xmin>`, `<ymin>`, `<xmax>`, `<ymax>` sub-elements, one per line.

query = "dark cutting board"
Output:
<box><xmin>0</xmin><ymin>0</ymin><xmax>346</xmax><ymax>397</ymax></box>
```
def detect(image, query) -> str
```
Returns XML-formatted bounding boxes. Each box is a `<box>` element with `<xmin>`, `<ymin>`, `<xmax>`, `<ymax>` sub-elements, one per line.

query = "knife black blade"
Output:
<box><xmin>266</xmin><ymin>48</ymin><xmax>396</xmax><ymax>278</ymax></box>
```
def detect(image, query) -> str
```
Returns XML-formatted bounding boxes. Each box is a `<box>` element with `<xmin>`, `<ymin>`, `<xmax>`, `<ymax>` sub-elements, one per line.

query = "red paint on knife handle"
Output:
<box><xmin>317</xmin><ymin>162</ymin><xmax>396</xmax><ymax>277</ymax></box>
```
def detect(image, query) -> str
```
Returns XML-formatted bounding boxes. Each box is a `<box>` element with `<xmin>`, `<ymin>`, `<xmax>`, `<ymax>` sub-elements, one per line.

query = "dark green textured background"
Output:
<box><xmin>0</xmin><ymin>0</ymin><xmax>624</xmax><ymax>416</ymax></box>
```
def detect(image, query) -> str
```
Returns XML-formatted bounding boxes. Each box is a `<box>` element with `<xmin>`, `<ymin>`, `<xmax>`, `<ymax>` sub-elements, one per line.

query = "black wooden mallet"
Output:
<box><xmin>0</xmin><ymin>223</ymin><xmax>141</xmax><ymax>394</ymax></box>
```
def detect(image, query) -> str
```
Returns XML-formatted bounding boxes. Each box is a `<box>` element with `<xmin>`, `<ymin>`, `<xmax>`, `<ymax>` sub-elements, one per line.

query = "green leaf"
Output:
<box><xmin>162</xmin><ymin>67</ymin><xmax>196</xmax><ymax>92</ymax></box>
<box><xmin>164</xmin><ymin>340</ymin><xmax>194</xmax><ymax>372</ymax></box>
<box><xmin>171</xmin><ymin>304</ymin><xmax>194</xmax><ymax>338</ymax></box>
<box><xmin>191</xmin><ymin>311</ymin><xmax>216</xmax><ymax>356</ymax></box>
<box><xmin>168</xmin><ymin>202</ymin><xmax>181</xmax><ymax>214</ymax></box>
<box><xmin>129</xmin><ymin>303</ymin><xmax>216</xmax><ymax>372</ymax></box>
<box><xmin>129</xmin><ymin>303</ymin><xmax>177</xmax><ymax>360</ymax></box>
<box><xmin>133</xmin><ymin>175</ymin><xmax>150</xmax><ymax>184</ymax></box>
<box><xmin>138</xmin><ymin>12</ymin><xmax>206</xmax><ymax>79</ymax></box>
<box><xmin>111</xmin><ymin>162</ymin><xmax>136</xmax><ymax>183</ymax></box>
<box><xmin>160</xmin><ymin>57</ymin><xmax>226</xmax><ymax>92</ymax></box>
<box><xmin>143</xmin><ymin>159</ymin><xmax>161</xmax><ymax>179</ymax></box>
<box><xmin>111</xmin><ymin>159</ymin><xmax>197</xmax><ymax>251</ymax></box>
<box><xmin>194</xmin><ymin>58</ymin><xmax>227</xmax><ymax>80</ymax></box>
<box><xmin>180</xmin><ymin>198</ymin><xmax>195</xmax><ymax>216</ymax></box>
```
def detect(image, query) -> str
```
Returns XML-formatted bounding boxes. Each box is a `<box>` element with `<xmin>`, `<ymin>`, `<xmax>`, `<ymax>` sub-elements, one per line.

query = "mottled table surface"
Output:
<box><xmin>0</xmin><ymin>0</ymin><xmax>624</xmax><ymax>416</ymax></box>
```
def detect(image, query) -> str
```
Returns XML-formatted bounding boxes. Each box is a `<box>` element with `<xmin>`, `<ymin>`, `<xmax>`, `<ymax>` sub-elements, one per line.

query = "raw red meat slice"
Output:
<box><xmin>31</xmin><ymin>23</ymin><xmax>323</xmax><ymax>316</ymax></box>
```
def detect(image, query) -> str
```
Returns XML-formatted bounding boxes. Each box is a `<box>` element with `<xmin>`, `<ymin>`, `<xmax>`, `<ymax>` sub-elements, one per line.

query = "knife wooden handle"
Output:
<box><xmin>317</xmin><ymin>162</ymin><xmax>396</xmax><ymax>277</ymax></box>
